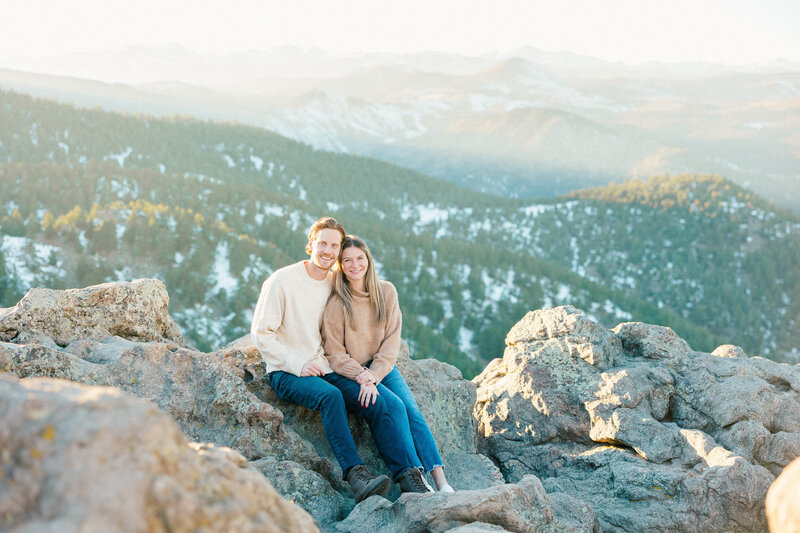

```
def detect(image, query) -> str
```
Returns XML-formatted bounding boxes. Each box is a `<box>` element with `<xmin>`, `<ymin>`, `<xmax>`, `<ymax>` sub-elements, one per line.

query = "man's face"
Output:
<box><xmin>308</xmin><ymin>228</ymin><xmax>342</xmax><ymax>271</ymax></box>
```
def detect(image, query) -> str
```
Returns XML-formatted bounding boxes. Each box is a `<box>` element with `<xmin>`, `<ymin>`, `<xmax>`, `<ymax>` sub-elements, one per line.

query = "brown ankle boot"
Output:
<box><xmin>346</xmin><ymin>465</ymin><xmax>391</xmax><ymax>503</ymax></box>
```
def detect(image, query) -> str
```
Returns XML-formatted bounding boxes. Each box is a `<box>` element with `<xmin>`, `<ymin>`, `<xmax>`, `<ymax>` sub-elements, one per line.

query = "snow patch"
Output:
<box><xmin>210</xmin><ymin>240</ymin><xmax>238</xmax><ymax>295</ymax></box>
<box><xmin>458</xmin><ymin>327</ymin><xmax>474</xmax><ymax>353</ymax></box>
<box><xmin>1</xmin><ymin>235</ymin><xmax>66</xmax><ymax>290</ymax></box>
<box><xmin>107</xmin><ymin>147</ymin><xmax>133</xmax><ymax>168</ymax></box>
<box><xmin>555</xmin><ymin>283</ymin><xmax>572</xmax><ymax>303</ymax></box>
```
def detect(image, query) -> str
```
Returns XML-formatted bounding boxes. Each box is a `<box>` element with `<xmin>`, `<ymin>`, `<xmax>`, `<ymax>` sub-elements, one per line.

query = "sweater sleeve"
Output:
<box><xmin>368</xmin><ymin>282</ymin><xmax>402</xmax><ymax>384</ymax></box>
<box><xmin>250</xmin><ymin>276</ymin><xmax>307</xmax><ymax>376</ymax></box>
<box><xmin>322</xmin><ymin>297</ymin><xmax>364</xmax><ymax>380</ymax></box>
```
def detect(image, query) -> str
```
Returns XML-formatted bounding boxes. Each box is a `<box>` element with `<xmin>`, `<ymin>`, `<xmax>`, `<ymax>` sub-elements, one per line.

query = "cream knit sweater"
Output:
<box><xmin>321</xmin><ymin>280</ymin><xmax>402</xmax><ymax>384</ymax></box>
<box><xmin>250</xmin><ymin>261</ymin><xmax>334</xmax><ymax>376</ymax></box>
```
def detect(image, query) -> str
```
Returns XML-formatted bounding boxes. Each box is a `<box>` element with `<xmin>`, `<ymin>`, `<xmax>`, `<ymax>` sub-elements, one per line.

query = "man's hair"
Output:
<box><xmin>306</xmin><ymin>216</ymin><xmax>346</xmax><ymax>254</ymax></box>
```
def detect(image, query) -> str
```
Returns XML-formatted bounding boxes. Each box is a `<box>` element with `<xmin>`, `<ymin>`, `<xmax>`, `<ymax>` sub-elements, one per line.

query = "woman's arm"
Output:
<box><xmin>367</xmin><ymin>282</ymin><xmax>402</xmax><ymax>384</ymax></box>
<box><xmin>321</xmin><ymin>296</ymin><xmax>365</xmax><ymax>380</ymax></box>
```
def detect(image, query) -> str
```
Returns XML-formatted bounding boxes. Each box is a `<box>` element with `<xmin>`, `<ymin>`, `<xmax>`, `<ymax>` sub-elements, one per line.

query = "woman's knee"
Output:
<box><xmin>401</xmin><ymin>399</ymin><xmax>425</xmax><ymax>422</ymax></box>
<box><xmin>376</xmin><ymin>390</ymin><xmax>406</xmax><ymax>416</ymax></box>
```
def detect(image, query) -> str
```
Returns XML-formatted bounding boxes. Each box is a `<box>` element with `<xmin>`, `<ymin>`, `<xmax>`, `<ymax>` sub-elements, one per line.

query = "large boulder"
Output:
<box><xmin>0</xmin><ymin>336</ymin><xmax>333</xmax><ymax>482</ymax></box>
<box><xmin>0</xmin><ymin>278</ymin><xmax>183</xmax><ymax>346</ymax></box>
<box><xmin>334</xmin><ymin>475</ymin><xmax>561</xmax><ymax>533</ymax></box>
<box><xmin>766</xmin><ymin>455</ymin><xmax>800</xmax><ymax>532</ymax></box>
<box><xmin>0</xmin><ymin>375</ymin><xmax>317</xmax><ymax>532</ymax></box>
<box><xmin>474</xmin><ymin>306</ymin><xmax>798</xmax><ymax>532</ymax></box>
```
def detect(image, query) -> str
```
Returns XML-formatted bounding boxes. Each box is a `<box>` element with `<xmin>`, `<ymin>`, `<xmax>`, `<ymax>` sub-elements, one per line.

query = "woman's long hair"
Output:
<box><xmin>334</xmin><ymin>235</ymin><xmax>385</xmax><ymax>329</ymax></box>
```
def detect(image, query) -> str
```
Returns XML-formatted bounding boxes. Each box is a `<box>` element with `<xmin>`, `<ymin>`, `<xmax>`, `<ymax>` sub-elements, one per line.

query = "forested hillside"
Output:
<box><xmin>1</xmin><ymin>90</ymin><xmax>798</xmax><ymax>377</ymax></box>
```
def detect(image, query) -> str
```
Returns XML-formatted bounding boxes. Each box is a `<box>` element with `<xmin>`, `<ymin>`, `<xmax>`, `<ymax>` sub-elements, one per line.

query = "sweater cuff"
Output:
<box><xmin>368</xmin><ymin>362</ymin><xmax>392</xmax><ymax>384</ymax></box>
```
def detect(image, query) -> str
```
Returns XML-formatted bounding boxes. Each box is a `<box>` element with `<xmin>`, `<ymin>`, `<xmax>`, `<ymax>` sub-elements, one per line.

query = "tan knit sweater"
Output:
<box><xmin>321</xmin><ymin>280</ymin><xmax>402</xmax><ymax>384</ymax></box>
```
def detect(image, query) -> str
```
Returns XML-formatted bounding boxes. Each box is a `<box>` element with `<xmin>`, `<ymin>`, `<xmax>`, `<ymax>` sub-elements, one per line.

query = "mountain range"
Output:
<box><xmin>1</xmin><ymin>44</ymin><xmax>799</xmax><ymax>210</ymax></box>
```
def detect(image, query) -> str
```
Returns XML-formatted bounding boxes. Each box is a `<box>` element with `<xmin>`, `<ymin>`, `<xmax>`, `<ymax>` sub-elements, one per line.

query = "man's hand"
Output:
<box><xmin>356</xmin><ymin>368</ymin><xmax>376</xmax><ymax>386</ymax></box>
<box><xmin>358</xmin><ymin>384</ymin><xmax>379</xmax><ymax>407</ymax></box>
<box><xmin>300</xmin><ymin>363</ymin><xmax>325</xmax><ymax>377</ymax></box>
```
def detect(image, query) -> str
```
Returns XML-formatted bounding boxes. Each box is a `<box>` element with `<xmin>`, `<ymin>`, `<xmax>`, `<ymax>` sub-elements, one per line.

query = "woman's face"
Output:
<box><xmin>340</xmin><ymin>245</ymin><xmax>369</xmax><ymax>285</ymax></box>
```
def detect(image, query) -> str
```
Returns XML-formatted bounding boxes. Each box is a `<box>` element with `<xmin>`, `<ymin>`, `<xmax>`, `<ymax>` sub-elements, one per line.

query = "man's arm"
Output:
<box><xmin>250</xmin><ymin>276</ymin><xmax>308</xmax><ymax>376</ymax></box>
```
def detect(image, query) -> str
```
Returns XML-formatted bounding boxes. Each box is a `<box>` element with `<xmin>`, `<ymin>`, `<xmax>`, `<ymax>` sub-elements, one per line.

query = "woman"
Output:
<box><xmin>321</xmin><ymin>235</ymin><xmax>454</xmax><ymax>493</ymax></box>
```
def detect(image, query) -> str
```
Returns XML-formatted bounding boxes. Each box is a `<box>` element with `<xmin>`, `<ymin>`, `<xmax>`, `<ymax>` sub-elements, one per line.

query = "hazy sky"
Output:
<box><xmin>2</xmin><ymin>0</ymin><xmax>799</xmax><ymax>64</ymax></box>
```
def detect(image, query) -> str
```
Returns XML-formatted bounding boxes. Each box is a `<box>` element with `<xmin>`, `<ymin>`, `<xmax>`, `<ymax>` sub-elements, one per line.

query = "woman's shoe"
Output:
<box><xmin>437</xmin><ymin>483</ymin><xmax>455</xmax><ymax>493</ymax></box>
<box><xmin>397</xmin><ymin>468</ymin><xmax>434</xmax><ymax>493</ymax></box>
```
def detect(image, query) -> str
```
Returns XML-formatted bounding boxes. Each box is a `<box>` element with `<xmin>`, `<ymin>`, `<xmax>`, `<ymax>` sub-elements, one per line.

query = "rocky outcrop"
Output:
<box><xmin>3</xmin><ymin>281</ymin><xmax>797</xmax><ymax>532</ymax></box>
<box><xmin>0</xmin><ymin>374</ymin><xmax>317</xmax><ymax>532</ymax></box>
<box><xmin>0</xmin><ymin>278</ymin><xmax>183</xmax><ymax>345</ymax></box>
<box><xmin>474</xmin><ymin>305</ymin><xmax>800</xmax><ymax>532</ymax></box>
<box><xmin>0</xmin><ymin>336</ymin><xmax>330</xmax><ymax>478</ymax></box>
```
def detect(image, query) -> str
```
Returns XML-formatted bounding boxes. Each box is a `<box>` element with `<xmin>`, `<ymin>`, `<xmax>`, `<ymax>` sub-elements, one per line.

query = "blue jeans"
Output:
<box><xmin>323</xmin><ymin>371</ymin><xmax>423</xmax><ymax>480</ymax></box>
<box><xmin>268</xmin><ymin>371</ymin><xmax>362</xmax><ymax>477</ymax></box>
<box><xmin>378</xmin><ymin>367</ymin><xmax>444</xmax><ymax>473</ymax></box>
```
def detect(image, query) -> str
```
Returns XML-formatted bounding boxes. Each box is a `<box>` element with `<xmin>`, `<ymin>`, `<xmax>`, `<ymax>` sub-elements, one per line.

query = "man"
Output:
<box><xmin>251</xmin><ymin>216</ymin><xmax>431</xmax><ymax>503</ymax></box>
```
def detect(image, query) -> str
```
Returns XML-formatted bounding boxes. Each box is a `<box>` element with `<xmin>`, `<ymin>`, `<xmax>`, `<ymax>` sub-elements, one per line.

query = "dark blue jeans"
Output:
<box><xmin>268</xmin><ymin>371</ymin><xmax>362</xmax><ymax>477</ymax></box>
<box><xmin>323</xmin><ymin>371</ymin><xmax>423</xmax><ymax>480</ymax></box>
<box><xmin>379</xmin><ymin>367</ymin><xmax>444</xmax><ymax>473</ymax></box>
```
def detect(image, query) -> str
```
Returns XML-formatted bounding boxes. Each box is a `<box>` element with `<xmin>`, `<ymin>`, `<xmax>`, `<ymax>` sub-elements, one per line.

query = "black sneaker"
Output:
<box><xmin>397</xmin><ymin>468</ymin><xmax>435</xmax><ymax>493</ymax></box>
<box><xmin>346</xmin><ymin>464</ymin><xmax>391</xmax><ymax>503</ymax></box>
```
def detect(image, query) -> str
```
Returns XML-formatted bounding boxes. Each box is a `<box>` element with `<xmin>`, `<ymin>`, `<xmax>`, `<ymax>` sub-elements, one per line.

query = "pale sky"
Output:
<box><xmin>1</xmin><ymin>0</ymin><xmax>799</xmax><ymax>65</ymax></box>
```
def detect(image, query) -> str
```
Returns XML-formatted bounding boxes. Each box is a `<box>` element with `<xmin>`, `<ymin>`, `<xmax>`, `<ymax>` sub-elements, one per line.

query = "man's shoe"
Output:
<box><xmin>346</xmin><ymin>464</ymin><xmax>391</xmax><ymax>503</ymax></box>
<box><xmin>397</xmin><ymin>468</ymin><xmax>435</xmax><ymax>493</ymax></box>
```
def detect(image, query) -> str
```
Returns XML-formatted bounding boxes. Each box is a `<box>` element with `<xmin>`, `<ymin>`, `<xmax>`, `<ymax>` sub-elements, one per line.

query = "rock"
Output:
<box><xmin>335</xmin><ymin>475</ymin><xmax>558</xmax><ymax>533</ymax></box>
<box><xmin>1</xmin><ymin>336</ymin><xmax>333</xmax><ymax>483</ymax></box>
<box><xmin>0</xmin><ymin>375</ymin><xmax>317</xmax><ymax>532</ymax></box>
<box><xmin>7</xmin><ymin>281</ymin><xmax>798</xmax><ymax>533</ymax></box>
<box><xmin>766</xmin><ymin>455</ymin><xmax>800</xmax><ymax>533</ymax></box>
<box><xmin>443</xmin><ymin>523</ymin><xmax>512</xmax><ymax>533</ymax></box>
<box><xmin>545</xmin><ymin>491</ymin><xmax>597</xmax><ymax>533</ymax></box>
<box><xmin>474</xmin><ymin>306</ymin><xmax>798</xmax><ymax>532</ymax></box>
<box><xmin>712</xmin><ymin>344</ymin><xmax>747</xmax><ymax>359</ymax></box>
<box><xmin>0</xmin><ymin>278</ymin><xmax>183</xmax><ymax>346</ymax></box>
<box><xmin>251</xmin><ymin>457</ymin><xmax>353</xmax><ymax>527</ymax></box>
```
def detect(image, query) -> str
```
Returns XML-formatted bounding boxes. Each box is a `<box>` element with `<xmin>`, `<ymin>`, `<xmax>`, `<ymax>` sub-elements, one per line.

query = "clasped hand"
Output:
<box><xmin>356</xmin><ymin>368</ymin><xmax>376</xmax><ymax>386</ymax></box>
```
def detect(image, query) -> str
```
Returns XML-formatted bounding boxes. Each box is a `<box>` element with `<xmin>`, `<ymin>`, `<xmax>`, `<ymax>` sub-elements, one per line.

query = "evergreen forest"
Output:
<box><xmin>1</xmin><ymin>90</ymin><xmax>798</xmax><ymax>377</ymax></box>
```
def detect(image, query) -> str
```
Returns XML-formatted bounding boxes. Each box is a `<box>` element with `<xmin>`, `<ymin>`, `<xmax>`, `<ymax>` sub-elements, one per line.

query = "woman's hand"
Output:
<box><xmin>358</xmin><ymin>383</ymin><xmax>379</xmax><ymax>407</ymax></box>
<box><xmin>356</xmin><ymin>368</ymin><xmax>376</xmax><ymax>386</ymax></box>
